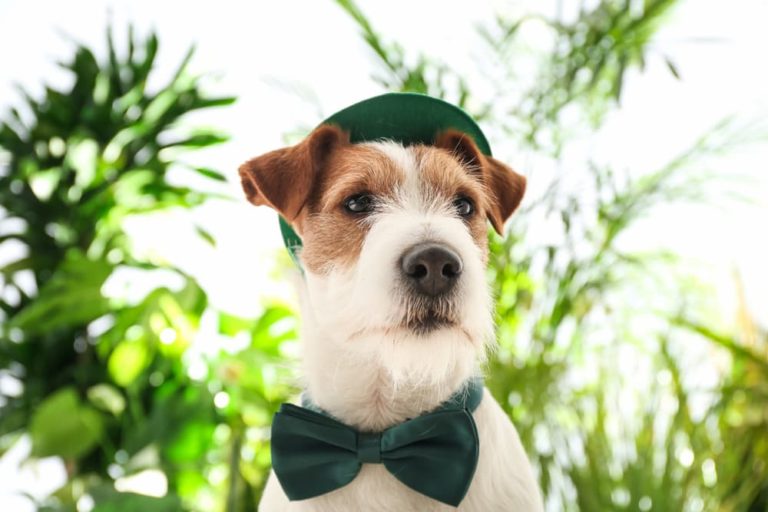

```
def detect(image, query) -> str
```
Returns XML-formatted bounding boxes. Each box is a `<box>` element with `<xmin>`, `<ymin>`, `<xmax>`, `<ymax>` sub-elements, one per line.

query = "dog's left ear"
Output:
<box><xmin>435</xmin><ymin>130</ymin><xmax>526</xmax><ymax>234</ymax></box>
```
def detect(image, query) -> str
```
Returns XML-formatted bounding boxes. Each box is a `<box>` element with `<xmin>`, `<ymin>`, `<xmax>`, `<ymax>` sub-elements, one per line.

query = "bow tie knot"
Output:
<box><xmin>357</xmin><ymin>432</ymin><xmax>382</xmax><ymax>463</ymax></box>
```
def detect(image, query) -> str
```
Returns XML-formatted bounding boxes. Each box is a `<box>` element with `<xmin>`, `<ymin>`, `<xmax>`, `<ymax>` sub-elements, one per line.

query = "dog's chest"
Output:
<box><xmin>294</xmin><ymin>465</ymin><xmax>456</xmax><ymax>512</ymax></box>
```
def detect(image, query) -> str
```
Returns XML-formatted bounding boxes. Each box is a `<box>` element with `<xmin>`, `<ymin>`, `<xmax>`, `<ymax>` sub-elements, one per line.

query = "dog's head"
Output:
<box><xmin>239</xmin><ymin>125</ymin><xmax>525</xmax><ymax>385</ymax></box>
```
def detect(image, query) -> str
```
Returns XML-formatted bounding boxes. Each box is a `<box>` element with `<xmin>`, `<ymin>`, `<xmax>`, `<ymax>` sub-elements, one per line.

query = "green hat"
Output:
<box><xmin>279</xmin><ymin>92</ymin><xmax>493</xmax><ymax>267</ymax></box>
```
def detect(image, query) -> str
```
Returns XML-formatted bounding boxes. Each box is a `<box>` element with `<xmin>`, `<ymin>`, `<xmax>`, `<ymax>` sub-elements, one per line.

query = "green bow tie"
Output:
<box><xmin>270</xmin><ymin>378</ymin><xmax>484</xmax><ymax>507</ymax></box>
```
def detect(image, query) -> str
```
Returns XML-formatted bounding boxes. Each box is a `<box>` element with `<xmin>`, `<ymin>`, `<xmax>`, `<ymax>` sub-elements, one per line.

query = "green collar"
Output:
<box><xmin>271</xmin><ymin>378</ymin><xmax>484</xmax><ymax>506</ymax></box>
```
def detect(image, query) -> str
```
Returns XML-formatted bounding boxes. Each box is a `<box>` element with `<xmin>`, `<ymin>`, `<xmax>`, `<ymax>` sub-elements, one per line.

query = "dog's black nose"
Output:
<box><xmin>401</xmin><ymin>243</ymin><xmax>463</xmax><ymax>296</ymax></box>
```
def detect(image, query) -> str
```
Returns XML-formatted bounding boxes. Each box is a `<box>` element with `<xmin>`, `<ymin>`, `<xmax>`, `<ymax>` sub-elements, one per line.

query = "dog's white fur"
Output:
<box><xmin>257</xmin><ymin>142</ymin><xmax>543</xmax><ymax>511</ymax></box>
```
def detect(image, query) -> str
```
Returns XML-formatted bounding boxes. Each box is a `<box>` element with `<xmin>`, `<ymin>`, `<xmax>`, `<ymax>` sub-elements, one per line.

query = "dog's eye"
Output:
<box><xmin>453</xmin><ymin>197</ymin><xmax>474</xmax><ymax>218</ymax></box>
<box><xmin>344</xmin><ymin>194</ymin><xmax>375</xmax><ymax>214</ymax></box>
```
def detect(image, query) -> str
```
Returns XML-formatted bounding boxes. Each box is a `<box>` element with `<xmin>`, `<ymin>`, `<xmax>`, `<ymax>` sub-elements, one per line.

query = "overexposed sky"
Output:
<box><xmin>0</xmin><ymin>0</ymin><xmax>767</xmax><ymax>507</ymax></box>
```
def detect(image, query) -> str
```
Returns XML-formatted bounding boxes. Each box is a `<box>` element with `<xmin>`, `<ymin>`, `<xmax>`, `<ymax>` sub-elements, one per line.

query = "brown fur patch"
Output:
<box><xmin>238</xmin><ymin>125</ymin><xmax>349</xmax><ymax>222</ymax></box>
<box><xmin>434</xmin><ymin>130</ymin><xmax>526</xmax><ymax>234</ymax></box>
<box><xmin>413</xmin><ymin>146</ymin><xmax>491</xmax><ymax>254</ymax></box>
<box><xmin>299</xmin><ymin>145</ymin><xmax>405</xmax><ymax>273</ymax></box>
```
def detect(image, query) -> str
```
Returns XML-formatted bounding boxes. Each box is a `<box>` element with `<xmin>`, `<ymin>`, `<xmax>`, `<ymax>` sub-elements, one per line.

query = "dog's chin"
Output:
<box><xmin>348</xmin><ymin>312</ymin><xmax>466</xmax><ymax>344</ymax></box>
<box><xmin>403</xmin><ymin>314</ymin><xmax>456</xmax><ymax>336</ymax></box>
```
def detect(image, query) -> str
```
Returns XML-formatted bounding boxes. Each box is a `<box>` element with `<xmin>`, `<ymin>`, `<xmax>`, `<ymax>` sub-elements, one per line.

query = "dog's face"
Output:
<box><xmin>239</xmin><ymin>125</ymin><xmax>525</xmax><ymax>384</ymax></box>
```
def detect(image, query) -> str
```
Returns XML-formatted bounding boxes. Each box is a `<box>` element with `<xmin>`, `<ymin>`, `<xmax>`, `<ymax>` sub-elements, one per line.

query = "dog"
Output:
<box><xmin>239</xmin><ymin>121</ymin><xmax>544</xmax><ymax>511</ymax></box>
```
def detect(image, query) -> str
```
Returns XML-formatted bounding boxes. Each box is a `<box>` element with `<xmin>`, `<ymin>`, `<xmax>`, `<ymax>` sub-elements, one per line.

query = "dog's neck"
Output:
<box><xmin>299</xmin><ymin>328</ymin><xmax>479</xmax><ymax>432</ymax></box>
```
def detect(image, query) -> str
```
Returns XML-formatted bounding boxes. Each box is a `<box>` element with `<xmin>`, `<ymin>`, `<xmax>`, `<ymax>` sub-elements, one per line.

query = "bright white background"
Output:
<box><xmin>1</xmin><ymin>0</ymin><xmax>766</xmax><ymax>508</ymax></box>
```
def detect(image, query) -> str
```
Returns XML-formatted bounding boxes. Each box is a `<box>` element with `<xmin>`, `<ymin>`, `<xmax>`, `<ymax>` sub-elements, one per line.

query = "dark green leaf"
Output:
<box><xmin>162</xmin><ymin>133</ymin><xmax>228</xmax><ymax>148</ymax></box>
<box><xmin>193</xmin><ymin>167</ymin><xmax>228</xmax><ymax>183</ymax></box>
<box><xmin>664</xmin><ymin>56</ymin><xmax>681</xmax><ymax>80</ymax></box>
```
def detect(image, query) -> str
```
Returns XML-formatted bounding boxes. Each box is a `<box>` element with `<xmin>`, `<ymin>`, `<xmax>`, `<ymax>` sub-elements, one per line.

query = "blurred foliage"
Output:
<box><xmin>0</xmin><ymin>28</ymin><xmax>296</xmax><ymax>511</ymax></box>
<box><xmin>336</xmin><ymin>0</ymin><xmax>767</xmax><ymax>511</ymax></box>
<box><xmin>1</xmin><ymin>1</ymin><xmax>766</xmax><ymax>511</ymax></box>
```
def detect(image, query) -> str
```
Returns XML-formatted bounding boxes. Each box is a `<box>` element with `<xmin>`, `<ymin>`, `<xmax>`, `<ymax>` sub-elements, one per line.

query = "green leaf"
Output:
<box><xmin>218</xmin><ymin>312</ymin><xmax>253</xmax><ymax>336</ymax></box>
<box><xmin>162</xmin><ymin>133</ymin><xmax>228</xmax><ymax>148</ymax></box>
<box><xmin>70</xmin><ymin>46</ymin><xmax>100</xmax><ymax>103</ymax></box>
<box><xmin>30</xmin><ymin>388</ymin><xmax>104</xmax><ymax>458</ymax></box>
<box><xmin>170</xmin><ymin>44</ymin><xmax>196</xmax><ymax>83</ymax></box>
<box><xmin>108</xmin><ymin>340</ymin><xmax>151</xmax><ymax>387</ymax></box>
<box><xmin>10</xmin><ymin>250</ymin><xmax>113</xmax><ymax>333</ymax></box>
<box><xmin>664</xmin><ymin>56</ymin><xmax>681</xmax><ymax>80</ymax></box>
<box><xmin>106</xmin><ymin>25</ymin><xmax>124</xmax><ymax>97</ymax></box>
<box><xmin>192</xmin><ymin>167</ymin><xmax>228</xmax><ymax>183</ymax></box>
<box><xmin>142</xmin><ymin>88</ymin><xmax>181</xmax><ymax>125</ymax></box>
<box><xmin>165</xmin><ymin>421</ymin><xmax>214</xmax><ymax>463</ymax></box>
<box><xmin>0</xmin><ymin>256</ymin><xmax>36</xmax><ymax>278</ymax></box>
<box><xmin>87</xmin><ymin>384</ymin><xmax>127</xmax><ymax>416</ymax></box>
<box><xmin>132</xmin><ymin>31</ymin><xmax>159</xmax><ymax>84</ymax></box>
<box><xmin>191</xmin><ymin>96</ymin><xmax>237</xmax><ymax>110</ymax></box>
<box><xmin>194</xmin><ymin>225</ymin><xmax>216</xmax><ymax>247</ymax></box>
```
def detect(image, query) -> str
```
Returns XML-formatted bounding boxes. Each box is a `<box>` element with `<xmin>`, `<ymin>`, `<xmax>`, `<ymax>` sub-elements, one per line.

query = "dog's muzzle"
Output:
<box><xmin>400</xmin><ymin>243</ymin><xmax>463</xmax><ymax>297</ymax></box>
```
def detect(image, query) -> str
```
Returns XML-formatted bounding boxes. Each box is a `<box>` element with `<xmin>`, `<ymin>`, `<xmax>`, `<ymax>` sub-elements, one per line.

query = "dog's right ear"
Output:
<box><xmin>238</xmin><ymin>124</ymin><xmax>349</xmax><ymax>228</ymax></box>
<box><xmin>434</xmin><ymin>130</ymin><xmax>526</xmax><ymax>234</ymax></box>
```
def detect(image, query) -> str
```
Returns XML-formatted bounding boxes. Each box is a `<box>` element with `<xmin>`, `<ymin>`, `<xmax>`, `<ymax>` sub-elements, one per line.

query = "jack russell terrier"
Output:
<box><xmin>238</xmin><ymin>93</ymin><xmax>544</xmax><ymax>511</ymax></box>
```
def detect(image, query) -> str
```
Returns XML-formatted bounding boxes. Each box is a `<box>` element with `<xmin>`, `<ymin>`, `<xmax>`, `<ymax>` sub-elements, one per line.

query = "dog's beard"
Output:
<box><xmin>400</xmin><ymin>292</ymin><xmax>460</xmax><ymax>335</ymax></box>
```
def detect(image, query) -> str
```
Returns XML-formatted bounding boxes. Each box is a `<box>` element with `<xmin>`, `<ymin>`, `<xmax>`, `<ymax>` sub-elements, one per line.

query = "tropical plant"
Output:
<box><xmin>0</xmin><ymin>27</ymin><xmax>296</xmax><ymax>511</ymax></box>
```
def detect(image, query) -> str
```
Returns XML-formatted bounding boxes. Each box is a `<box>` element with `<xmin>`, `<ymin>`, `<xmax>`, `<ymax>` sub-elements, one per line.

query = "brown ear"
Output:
<box><xmin>435</xmin><ymin>130</ymin><xmax>526</xmax><ymax>234</ymax></box>
<box><xmin>238</xmin><ymin>124</ymin><xmax>349</xmax><ymax>227</ymax></box>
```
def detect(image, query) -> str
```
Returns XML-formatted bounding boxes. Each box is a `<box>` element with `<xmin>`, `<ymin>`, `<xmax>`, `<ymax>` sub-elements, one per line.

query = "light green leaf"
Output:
<box><xmin>30</xmin><ymin>388</ymin><xmax>104</xmax><ymax>458</ymax></box>
<box><xmin>108</xmin><ymin>340</ymin><xmax>151</xmax><ymax>387</ymax></box>
<box><xmin>65</xmin><ymin>137</ymin><xmax>99</xmax><ymax>190</ymax></box>
<box><xmin>28</xmin><ymin>168</ymin><xmax>62</xmax><ymax>201</ymax></box>
<box><xmin>218</xmin><ymin>312</ymin><xmax>252</xmax><ymax>336</ymax></box>
<box><xmin>87</xmin><ymin>384</ymin><xmax>126</xmax><ymax>416</ymax></box>
<box><xmin>142</xmin><ymin>88</ymin><xmax>179</xmax><ymax>125</ymax></box>
<box><xmin>194</xmin><ymin>225</ymin><xmax>216</xmax><ymax>247</ymax></box>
